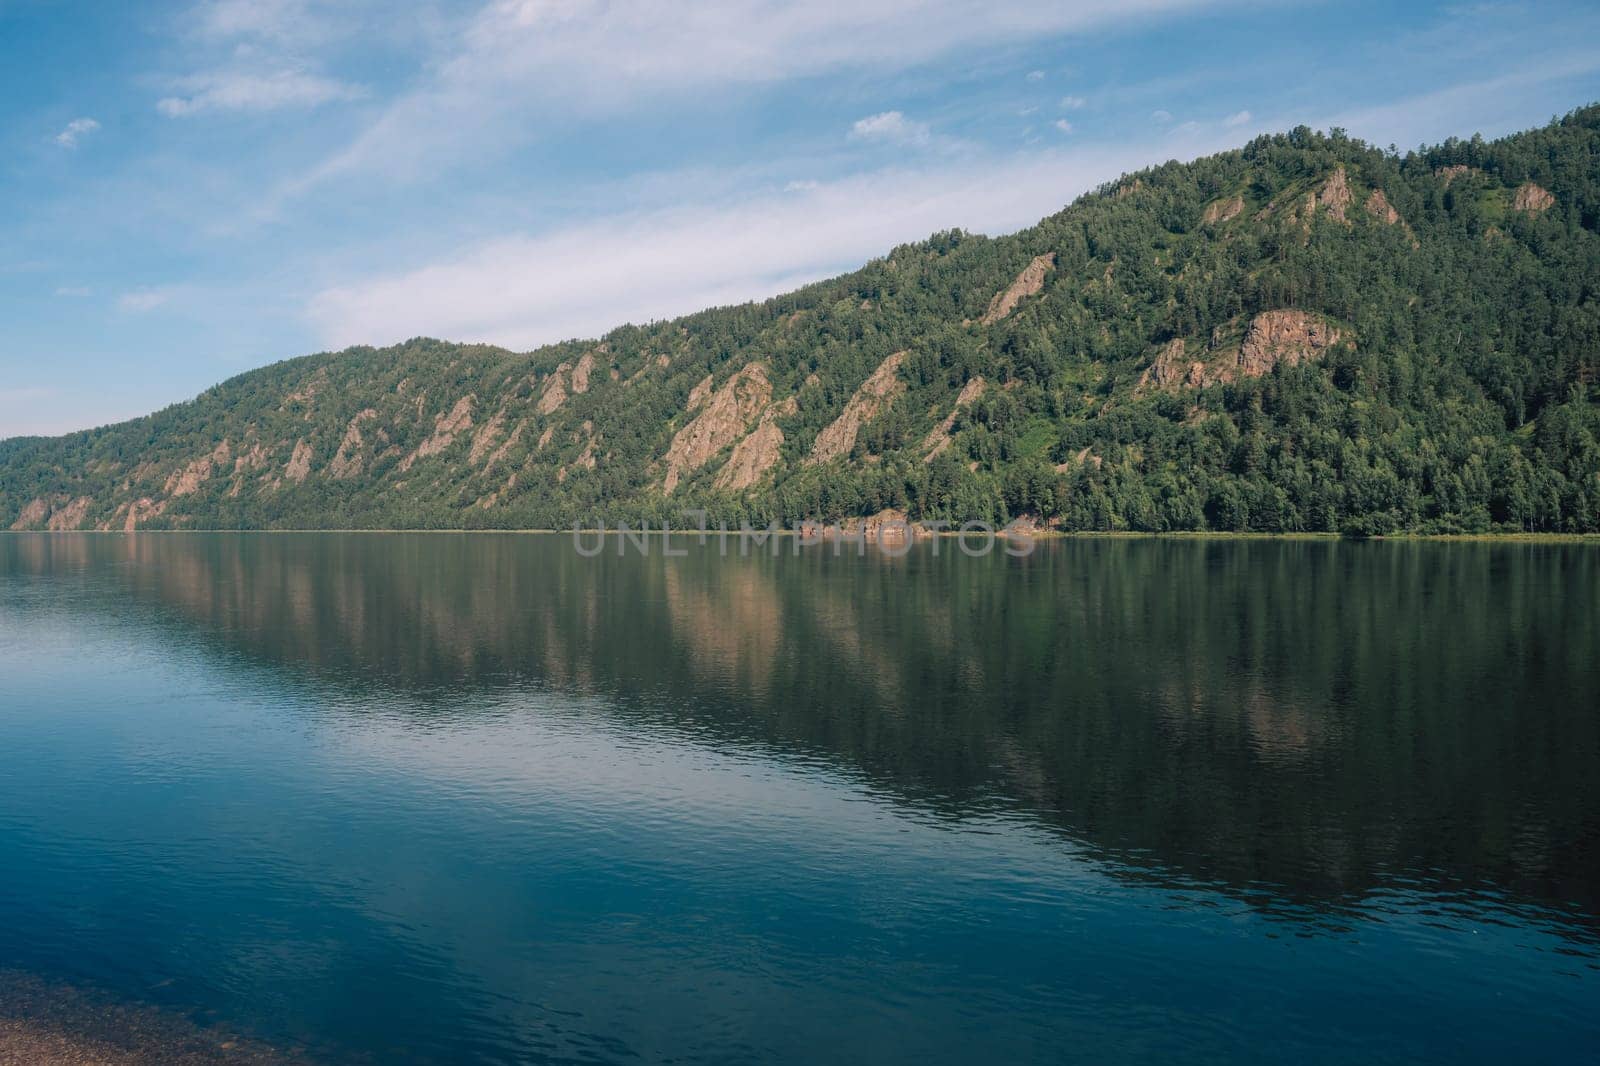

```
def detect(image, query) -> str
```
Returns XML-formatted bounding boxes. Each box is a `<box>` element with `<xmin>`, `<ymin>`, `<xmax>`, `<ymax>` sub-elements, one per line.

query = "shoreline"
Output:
<box><xmin>3</xmin><ymin>527</ymin><xmax>1599</xmax><ymax>543</ymax></box>
<box><xmin>0</xmin><ymin>972</ymin><xmax>296</xmax><ymax>1065</ymax></box>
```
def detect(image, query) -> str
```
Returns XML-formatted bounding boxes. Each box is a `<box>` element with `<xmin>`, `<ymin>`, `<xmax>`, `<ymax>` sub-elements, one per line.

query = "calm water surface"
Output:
<box><xmin>0</xmin><ymin>533</ymin><xmax>1596</xmax><ymax>1063</ymax></box>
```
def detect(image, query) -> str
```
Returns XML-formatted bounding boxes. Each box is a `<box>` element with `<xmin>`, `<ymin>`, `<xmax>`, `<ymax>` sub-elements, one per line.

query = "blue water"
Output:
<box><xmin>0</xmin><ymin>534</ymin><xmax>1596</xmax><ymax>1063</ymax></box>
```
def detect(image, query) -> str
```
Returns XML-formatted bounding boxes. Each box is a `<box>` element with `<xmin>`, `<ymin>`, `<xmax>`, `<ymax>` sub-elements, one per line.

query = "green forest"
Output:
<box><xmin>4</xmin><ymin>105</ymin><xmax>1599</xmax><ymax>535</ymax></box>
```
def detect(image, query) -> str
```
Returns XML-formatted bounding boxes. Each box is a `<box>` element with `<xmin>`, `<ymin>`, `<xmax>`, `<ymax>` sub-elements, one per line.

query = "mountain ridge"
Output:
<box><xmin>4</xmin><ymin>105</ymin><xmax>1599</xmax><ymax>534</ymax></box>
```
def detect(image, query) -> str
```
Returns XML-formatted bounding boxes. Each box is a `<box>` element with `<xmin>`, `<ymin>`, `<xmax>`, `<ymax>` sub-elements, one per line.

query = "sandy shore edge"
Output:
<box><xmin>0</xmin><ymin>973</ymin><xmax>303</xmax><ymax>1065</ymax></box>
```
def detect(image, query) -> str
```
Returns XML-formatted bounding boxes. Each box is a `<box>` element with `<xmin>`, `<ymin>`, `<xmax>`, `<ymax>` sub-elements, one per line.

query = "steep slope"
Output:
<box><xmin>4</xmin><ymin>106</ymin><xmax>1600</xmax><ymax>534</ymax></box>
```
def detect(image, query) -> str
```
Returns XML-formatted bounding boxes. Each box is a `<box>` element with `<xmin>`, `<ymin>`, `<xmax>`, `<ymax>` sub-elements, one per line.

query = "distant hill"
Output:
<box><xmin>4</xmin><ymin>106</ymin><xmax>1599</xmax><ymax>534</ymax></box>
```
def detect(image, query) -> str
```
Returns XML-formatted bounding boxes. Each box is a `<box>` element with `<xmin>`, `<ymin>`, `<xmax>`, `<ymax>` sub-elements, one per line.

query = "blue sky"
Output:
<box><xmin>2</xmin><ymin>0</ymin><xmax>1597</xmax><ymax>438</ymax></box>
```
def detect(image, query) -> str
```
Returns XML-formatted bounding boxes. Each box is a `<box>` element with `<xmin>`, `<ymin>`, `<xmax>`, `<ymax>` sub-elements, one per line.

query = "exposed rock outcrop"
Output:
<box><xmin>1513</xmin><ymin>182</ymin><xmax>1555</xmax><ymax>213</ymax></box>
<box><xmin>824</xmin><ymin>508</ymin><xmax>940</xmax><ymax>542</ymax></box>
<box><xmin>922</xmin><ymin>376</ymin><xmax>985</xmax><ymax>461</ymax></box>
<box><xmin>45</xmin><ymin>496</ymin><xmax>93</xmax><ymax>531</ymax></box>
<box><xmin>663</xmin><ymin>364</ymin><xmax>773</xmax><ymax>493</ymax></box>
<box><xmin>1364</xmin><ymin>188</ymin><xmax>1418</xmax><ymax>246</ymax></box>
<box><xmin>9</xmin><ymin>497</ymin><xmax>51</xmax><ymax>530</ymax></box>
<box><xmin>281</xmin><ymin>368</ymin><xmax>328</xmax><ymax>414</ymax></box>
<box><xmin>476</xmin><ymin>472</ymin><xmax>518</xmax><ymax>509</ymax></box>
<box><xmin>1435</xmin><ymin>164</ymin><xmax>1475</xmax><ymax>186</ymax></box>
<box><xmin>329</xmin><ymin>410</ymin><xmax>378</xmax><ymax>479</ymax></box>
<box><xmin>468</xmin><ymin>408</ymin><xmax>507</xmax><ymax>466</ymax></box>
<box><xmin>1365</xmin><ymin>188</ymin><xmax>1401</xmax><ymax>225</ymax></box>
<box><xmin>1139</xmin><ymin>311</ymin><xmax>1350</xmax><ymax>392</ymax></box>
<box><xmin>686</xmin><ymin>375</ymin><xmax>715</xmax><ymax>411</ymax></box>
<box><xmin>284</xmin><ymin>439</ymin><xmax>314</xmax><ymax>484</ymax></box>
<box><xmin>571</xmin><ymin>427</ymin><xmax>598</xmax><ymax>473</ymax></box>
<box><xmin>981</xmin><ymin>254</ymin><xmax>1055</xmax><ymax>324</ymax></box>
<box><xmin>1317</xmin><ymin>167</ymin><xmax>1352</xmax><ymax>223</ymax></box>
<box><xmin>122</xmin><ymin>497</ymin><xmax>166</xmax><ymax>532</ymax></box>
<box><xmin>1237</xmin><ymin>310</ymin><xmax>1345</xmax><ymax>377</ymax></box>
<box><xmin>398</xmin><ymin>395</ymin><xmax>474</xmax><ymax>473</ymax></box>
<box><xmin>537</xmin><ymin>366</ymin><xmax>569</xmax><ymax>415</ymax></box>
<box><xmin>7</xmin><ymin>495</ymin><xmax>91</xmax><ymax>531</ymax></box>
<box><xmin>1056</xmin><ymin>446</ymin><xmax>1102</xmax><ymax>472</ymax></box>
<box><xmin>576</xmin><ymin>445</ymin><xmax>596</xmax><ymax>471</ymax></box>
<box><xmin>233</xmin><ymin>442</ymin><xmax>268</xmax><ymax>474</ymax></box>
<box><xmin>164</xmin><ymin>440</ymin><xmax>230</xmax><ymax>498</ymax></box>
<box><xmin>862</xmin><ymin>508</ymin><xmax>913</xmax><ymax>539</ymax></box>
<box><xmin>808</xmin><ymin>351</ymin><xmax>907</xmax><ymax>464</ymax></box>
<box><xmin>713</xmin><ymin>393</ymin><xmax>799</xmax><ymax>491</ymax></box>
<box><xmin>571</xmin><ymin>351</ymin><xmax>596</xmax><ymax>395</ymax></box>
<box><xmin>1202</xmin><ymin>195</ymin><xmax>1244</xmax><ymax>225</ymax></box>
<box><xmin>481</xmin><ymin>417</ymin><xmax>525</xmax><ymax>471</ymax></box>
<box><xmin>715</xmin><ymin>420</ymin><xmax>784</xmax><ymax>492</ymax></box>
<box><xmin>1257</xmin><ymin>168</ymin><xmax>1357</xmax><ymax>229</ymax></box>
<box><xmin>228</xmin><ymin>441</ymin><xmax>270</xmax><ymax>497</ymax></box>
<box><xmin>1138</xmin><ymin>339</ymin><xmax>1206</xmax><ymax>392</ymax></box>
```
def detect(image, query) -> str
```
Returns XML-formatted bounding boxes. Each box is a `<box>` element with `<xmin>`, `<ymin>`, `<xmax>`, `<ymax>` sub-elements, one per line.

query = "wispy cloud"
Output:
<box><xmin>1054</xmin><ymin>119</ymin><xmax>1074</xmax><ymax>134</ymax></box>
<box><xmin>54</xmin><ymin>117</ymin><xmax>100</xmax><ymax>148</ymax></box>
<box><xmin>1223</xmin><ymin>108</ymin><xmax>1252</xmax><ymax>126</ymax></box>
<box><xmin>1060</xmin><ymin>95</ymin><xmax>1087</xmax><ymax>110</ymax></box>
<box><xmin>191</xmin><ymin>0</ymin><xmax>323</xmax><ymax>43</ymax></box>
<box><xmin>158</xmin><ymin>70</ymin><xmax>365</xmax><ymax>116</ymax></box>
<box><xmin>284</xmin><ymin>0</ymin><xmax>1239</xmax><ymax>193</ymax></box>
<box><xmin>849</xmin><ymin>110</ymin><xmax>931</xmax><ymax>145</ymax></box>
<box><xmin>117</xmin><ymin>288</ymin><xmax>175</xmax><ymax>313</ymax></box>
<box><xmin>1151</xmin><ymin>109</ymin><xmax>1173</xmax><ymax>123</ymax></box>
<box><xmin>157</xmin><ymin>0</ymin><xmax>369</xmax><ymax>119</ymax></box>
<box><xmin>306</xmin><ymin>132</ymin><xmax>1244</xmax><ymax>352</ymax></box>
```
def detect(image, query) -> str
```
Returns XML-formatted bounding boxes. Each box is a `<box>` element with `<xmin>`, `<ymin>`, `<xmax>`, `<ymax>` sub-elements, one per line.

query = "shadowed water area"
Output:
<box><xmin>1</xmin><ymin>533</ymin><xmax>1596</xmax><ymax>1063</ymax></box>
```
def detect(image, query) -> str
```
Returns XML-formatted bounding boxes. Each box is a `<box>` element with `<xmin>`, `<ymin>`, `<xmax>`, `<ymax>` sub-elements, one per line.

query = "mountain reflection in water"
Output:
<box><xmin>1</xmin><ymin>533</ymin><xmax>1596</xmax><ymax>1065</ymax></box>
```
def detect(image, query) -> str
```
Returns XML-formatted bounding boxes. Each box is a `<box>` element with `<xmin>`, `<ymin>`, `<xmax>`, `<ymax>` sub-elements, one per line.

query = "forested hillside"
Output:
<box><xmin>4</xmin><ymin>106</ymin><xmax>1599</xmax><ymax>534</ymax></box>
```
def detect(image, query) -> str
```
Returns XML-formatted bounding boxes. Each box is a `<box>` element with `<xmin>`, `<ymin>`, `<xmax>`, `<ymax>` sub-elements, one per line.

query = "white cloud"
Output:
<box><xmin>1026</xmin><ymin>69</ymin><xmax>1045</xmax><ymax>81</ymax></box>
<box><xmin>848</xmin><ymin>110</ymin><xmax>931</xmax><ymax>145</ymax></box>
<box><xmin>117</xmin><ymin>289</ymin><xmax>174</xmax><ymax>313</ymax></box>
<box><xmin>192</xmin><ymin>0</ymin><xmax>319</xmax><ymax>42</ymax></box>
<box><xmin>1054</xmin><ymin>119</ymin><xmax>1073</xmax><ymax>134</ymax></box>
<box><xmin>306</xmin><ymin>133</ymin><xmax>1245</xmax><ymax>352</ymax></box>
<box><xmin>1223</xmin><ymin>109</ymin><xmax>1252</xmax><ymax>127</ymax></box>
<box><xmin>451</xmin><ymin>0</ymin><xmax>1213</xmax><ymax>98</ymax></box>
<box><xmin>158</xmin><ymin>70</ymin><xmax>365</xmax><ymax>116</ymax></box>
<box><xmin>288</xmin><ymin>0</ymin><xmax>1237</xmax><ymax>191</ymax></box>
<box><xmin>1059</xmin><ymin>95</ymin><xmax>1087</xmax><ymax>110</ymax></box>
<box><xmin>157</xmin><ymin>0</ymin><xmax>372</xmax><ymax>120</ymax></box>
<box><xmin>54</xmin><ymin>117</ymin><xmax>100</xmax><ymax>148</ymax></box>
<box><xmin>1151</xmin><ymin>109</ymin><xmax>1173</xmax><ymax>123</ymax></box>
<box><xmin>185</xmin><ymin>0</ymin><xmax>384</xmax><ymax>49</ymax></box>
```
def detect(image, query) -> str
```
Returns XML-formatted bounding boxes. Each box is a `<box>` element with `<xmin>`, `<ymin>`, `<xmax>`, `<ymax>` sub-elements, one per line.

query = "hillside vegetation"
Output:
<box><xmin>4</xmin><ymin>106</ymin><xmax>1600</xmax><ymax>534</ymax></box>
